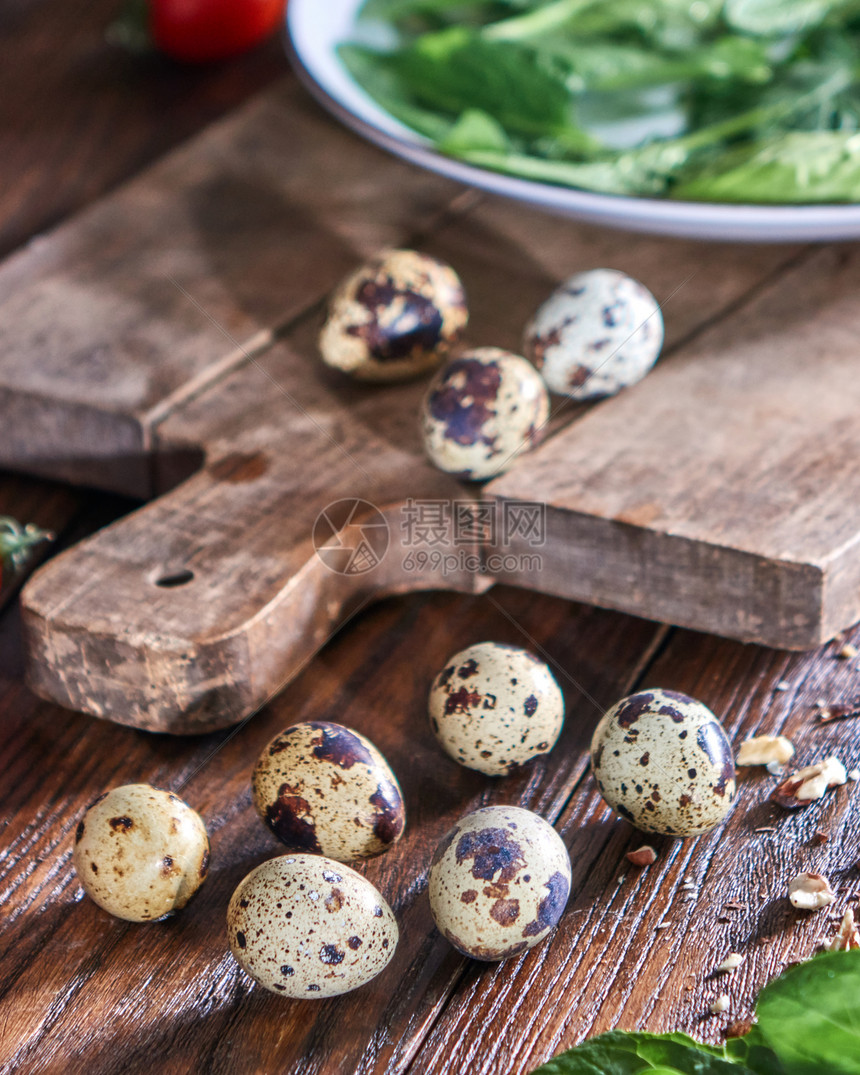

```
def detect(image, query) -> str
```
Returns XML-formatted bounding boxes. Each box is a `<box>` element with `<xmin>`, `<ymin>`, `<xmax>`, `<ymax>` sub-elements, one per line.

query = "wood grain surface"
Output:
<box><xmin>3</xmin><ymin>6</ymin><xmax>860</xmax><ymax>1075</ymax></box>
<box><xmin>1</xmin><ymin>65</ymin><xmax>835</xmax><ymax>732</ymax></box>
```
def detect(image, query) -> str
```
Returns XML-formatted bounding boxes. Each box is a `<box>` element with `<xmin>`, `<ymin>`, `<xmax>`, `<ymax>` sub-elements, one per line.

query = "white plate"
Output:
<box><xmin>286</xmin><ymin>0</ymin><xmax>860</xmax><ymax>242</ymax></box>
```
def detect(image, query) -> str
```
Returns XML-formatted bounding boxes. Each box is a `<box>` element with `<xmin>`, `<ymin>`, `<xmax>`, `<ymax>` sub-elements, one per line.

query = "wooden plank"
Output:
<box><xmin>0</xmin><ymin>588</ymin><xmax>663</xmax><ymax>1074</ymax></box>
<box><xmin>488</xmin><ymin>243</ymin><xmax>860</xmax><ymax>650</ymax></box>
<box><xmin>408</xmin><ymin>622</ymin><xmax>860</xmax><ymax>1073</ymax></box>
<box><xmin>21</xmin><ymin>324</ymin><xmax>484</xmax><ymax>734</ymax></box>
<box><xmin>10</xmin><ymin>133</ymin><xmax>802</xmax><ymax>731</ymax></box>
<box><xmin>0</xmin><ymin>0</ymin><xmax>285</xmax><ymax>262</ymax></box>
<box><xmin>0</xmin><ymin>78</ymin><xmax>464</xmax><ymax>496</ymax></box>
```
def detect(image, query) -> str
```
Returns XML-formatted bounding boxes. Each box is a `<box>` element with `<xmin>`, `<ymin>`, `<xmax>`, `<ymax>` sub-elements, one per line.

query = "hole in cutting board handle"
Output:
<box><xmin>153</xmin><ymin>568</ymin><xmax>195</xmax><ymax>588</ymax></box>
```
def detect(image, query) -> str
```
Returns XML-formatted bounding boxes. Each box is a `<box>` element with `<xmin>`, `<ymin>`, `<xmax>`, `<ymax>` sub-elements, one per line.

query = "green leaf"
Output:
<box><xmin>540</xmin><ymin>36</ymin><xmax>771</xmax><ymax>94</ymax></box>
<box><xmin>438</xmin><ymin>108</ymin><xmax>511</xmax><ymax>152</ymax></box>
<box><xmin>384</xmin><ymin>26</ymin><xmax>576</xmax><ymax>138</ymax></box>
<box><xmin>338</xmin><ymin>43</ymin><xmax>455</xmax><ymax>140</ymax></box>
<box><xmin>529</xmin><ymin>1030</ymin><xmax>756</xmax><ymax>1075</ymax></box>
<box><xmin>724</xmin><ymin>0</ymin><xmax>843</xmax><ymax>36</ymax></box>
<box><xmin>440</xmin><ymin>147</ymin><xmax>670</xmax><ymax>195</ymax></box>
<box><xmin>727</xmin><ymin>951</ymin><xmax>860</xmax><ymax>1074</ymax></box>
<box><xmin>672</xmin><ymin>130</ymin><xmax>860</xmax><ymax>202</ymax></box>
<box><xmin>550</xmin><ymin>0</ymin><xmax>723</xmax><ymax>49</ymax></box>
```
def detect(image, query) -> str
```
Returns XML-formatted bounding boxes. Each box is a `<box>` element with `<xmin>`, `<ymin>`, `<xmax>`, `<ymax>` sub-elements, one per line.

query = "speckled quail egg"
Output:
<box><xmin>420</xmin><ymin>347</ymin><xmax>550</xmax><ymax>480</ymax></box>
<box><xmin>428</xmin><ymin>642</ymin><xmax>564</xmax><ymax>776</ymax></box>
<box><xmin>72</xmin><ymin>784</ymin><xmax>210</xmax><ymax>922</ymax></box>
<box><xmin>428</xmin><ymin>805</ymin><xmax>571</xmax><ymax>961</ymax></box>
<box><xmin>318</xmin><ymin>249</ymin><xmax>468</xmax><ymax>382</ymax></box>
<box><xmin>590</xmin><ymin>689</ymin><xmax>736</xmax><ymax>837</ymax></box>
<box><xmin>227</xmin><ymin>854</ymin><xmax>398</xmax><ymax>997</ymax></box>
<box><xmin>253</xmin><ymin>721</ymin><xmax>405</xmax><ymax>862</ymax></box>
<box><xmin>523</xmin><ymin>268</ymin><xmax>663</xmax><ymax>400</ymax></box>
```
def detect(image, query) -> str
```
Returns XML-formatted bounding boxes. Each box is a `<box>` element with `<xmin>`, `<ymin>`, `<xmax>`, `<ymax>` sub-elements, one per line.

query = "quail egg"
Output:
<box><xmin>590</xmin><ymin>689</ymin><xmax>736</xmax><ymax>837</ymax></box>
<box><xmin>523</xmin><ymin>268</ymin><xmax>663</xmax><ymax>400</ymax></box>
<box><xmin>429</xmin><ymin>805</ymin><xmax>571</xmax><ymax>961</ymax></box>
<box><xmin>428</xmin><ymin>642</ymin><xmax>564</xmax><ymax>776</ymax></box>
<box><xmin>72</xmin><ymin>784</ymin><xmax>210</xmax><ymax>922</ymax></box>
<box><xmin>227</xmin><ymin>854</ymin><xmax>398</xmax><ymax>997</ymax></box>
<box><xmin>253</xmin><ymin>721</ymin><xmax>405</xmax><ymax>862</ymax></box>
<box><xmin>318</xmin><ymin>249</ymin><xmax>468</xmax><ymax>382</ymax></box>
<box><xmin>421</xmin><ymin>347</ymin><xmax>550</xmax><ymax>480</ymax></box>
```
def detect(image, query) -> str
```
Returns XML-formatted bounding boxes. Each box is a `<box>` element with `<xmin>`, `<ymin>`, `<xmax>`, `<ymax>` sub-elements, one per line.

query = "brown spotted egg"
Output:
<box><xmin>524</xmin><ymin>268</ymin><xmax>663</xmax><ymax>400</ymax></box>
<box><xmin>420</xmin><ymin>347</ymin><xmax>550</xmax><ymax>480</ymax></box>
<box><xmin>227</xmin><ymin>854</ymin><xmax>398</xmax><ymax>998</ymax></box>
<box><xmin>252</xmin><ymin>721</ymin><xmax>405</xmax><ymax>862</ymax></box>
<box><xmin>428</xmin><ymin>642</ymin><xmax>564</xmax><ymax>775</ymax></box>
<box><xmin>429</xmin><ymin>805</ymin><xmax>571</xmax><ymax>961</ymax></box>
<box><xmin>318</xmin><ymin>249</ymin><xmax>468</xmax><ymax>382</ymax></box>
<box><xmin>590</xmin><ymin>689</ymin><xmax>736</xmax><ymax>837</ymax></box>
<box><xmin>72</xmin><ymin>784</ymin><xmax>210</xmax><ymax>922</ymax></box>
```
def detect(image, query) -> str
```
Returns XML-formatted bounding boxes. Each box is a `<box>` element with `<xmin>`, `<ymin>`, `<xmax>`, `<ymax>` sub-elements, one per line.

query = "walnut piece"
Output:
<box><xmin>709</xmin><ymin>994</ymin><xmax>730</xmax><ymax>1015</ymax></box>
<box><xmin>789</xmin><ymin>871</ymin><xmax>835</xmax><ymax>911</ymax></box>
<box><xmin>737</xmin><ymin>734</ymin><xmax>794</xmax><ymax>768</ymax></box>
<box><xmin>724</xmin><ymin>1019</ymin><xmax>753</xmax><ymax>1039</ymax></box>
<box><xmin>626</xmin><ymin>845</ymin><xmax>657</xmax><ymax>867</ymax></box>
<box><xmin>825</xmin><ymin>908</ymin><xmax>860</xmax><ymax>951</ymax></box>
<box><xmin>772</xmin><ymin>757</ymin><xmax>847</xmax><ymax>808</ymax></box>
<box><xmin>715</xmin><ymin>953</ymin><xmax>744</xmax><ymax>973</ymax></box>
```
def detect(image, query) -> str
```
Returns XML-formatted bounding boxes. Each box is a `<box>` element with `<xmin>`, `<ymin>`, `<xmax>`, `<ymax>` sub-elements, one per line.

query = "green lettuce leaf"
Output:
<box><xmin>672</xmin><ymin>130</ymin><xmax>860</xmax><ymax>202</ymax></box>
<box><xmin>529</xmin><ymin>1030</ymin><xmax>757</xmax><ymax>1075</ymax></box>
<box><xmin>727</xmin><ymin>951</ymin><xmax>860</xmax><ymax>1074</ymax></box>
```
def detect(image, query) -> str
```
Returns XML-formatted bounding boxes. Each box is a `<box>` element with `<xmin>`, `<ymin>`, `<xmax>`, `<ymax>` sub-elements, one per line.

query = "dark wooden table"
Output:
<box><xmin>3</xmin><ymin>3</ymin><xmax>860</xmax><ymax>1073</ymax></box>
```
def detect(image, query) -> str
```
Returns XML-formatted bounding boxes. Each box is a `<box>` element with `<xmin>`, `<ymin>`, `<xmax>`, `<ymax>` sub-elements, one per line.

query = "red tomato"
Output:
<box><xmin>150</xmin><ymin>0</ymin><xmax>287</xmax><ymax>63</ymax></box>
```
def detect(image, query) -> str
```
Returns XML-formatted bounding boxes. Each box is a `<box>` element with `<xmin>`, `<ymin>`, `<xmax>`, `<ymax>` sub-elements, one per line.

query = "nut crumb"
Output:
<box><xmin>849</xmin><ymin>769</ymin><xmax>860</xmax><ymax>781</ymax></box>
<box><xmin>737</xmin><ymin>734</ymin><xmax>794</xmax><ymax>768</ymax></box>
<box><xmin>826</xmin><ymin>909</ymin><xmax>860</xmax><ymax>951</ymax></box>
<box><xmin>709</xmin><ymin>994</ymin><xmax>730</xmax><ymax>1015</ymax></box>
<box><xmin>772</xmin><ymin>757</ymin><xmax>847</xmax><ymax>808</ymax></box>
<box><xmin>811</xmin><ymin>831</ymin><xmax>829</xmax><ymax>845</ymax></box>
<box><xmin>716</xmin><ymin>953</ymin><xmax>744</xmax><ymax>973</ymax></box>
<box><xmin>724</xmin><ymin>1019</ymin><xmax>753</xmax><ymax>1039</ymax></box>
<box><xmin>838</xmin><ymin>643</ymin><xmax>859</xmax><ymax>660</ymax></box>
<box><xmin>626</xmin><ymin>845</ymin><xmax>657</xmax><ymax>867</ymax></box>
<box><xmin>789</xmin><ymin>871</ymin><xmax>835</xmax><ymax>911</ymax></box>
<box><xmin>817</xmin><ymin>704</ymin><xmax>860</xmax><ymax>724</ymax></box>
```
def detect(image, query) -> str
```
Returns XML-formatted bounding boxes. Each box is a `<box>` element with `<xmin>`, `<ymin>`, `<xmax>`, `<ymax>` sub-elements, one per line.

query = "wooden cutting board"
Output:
<box><xmin>1</xmin><ymin>77</ymin><xmax>856</xmax><ymax>734</ymax></box>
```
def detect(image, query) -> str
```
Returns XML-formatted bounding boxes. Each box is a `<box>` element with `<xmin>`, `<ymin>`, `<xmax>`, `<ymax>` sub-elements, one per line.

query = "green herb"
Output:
<box><xmin>726</xmin><ymin>950</ymin><xmax>860</xmax><ymax>1073</ymax></box>
<box><xmin>344</xmin><ymin>0</ymin><xmax>860</xmax><ymax>202</ymax></box>
<box><xmin>528</xmin><ymin>951</ymin><xmax>860</xmax><ymax>1075</ymax></box>
<box><xmin>530</xmin><ymin>1030</ymin><xmax>759</xmax><ymax>1074</ymax></box>
<box><xmin>674</xmin><ymin>130</ymin><xmax>860</xmax><ymax>201</ymax></box>
<box><xmin>0</xmin><ymin>516</ymin><xmax>52</xmax><ymax>577</ymax></box>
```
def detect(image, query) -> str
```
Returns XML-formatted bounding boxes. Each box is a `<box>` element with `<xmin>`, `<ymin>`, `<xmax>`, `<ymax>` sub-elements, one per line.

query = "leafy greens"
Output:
<box><xmin>528</xmin><ymin>950</ymin><xmax>860</xmax><ymax>1074</ymax></box>
<box><xmin>341</xmin><ymin>0</ymin><xmax>860</xmax><ymax>201</ymax></box>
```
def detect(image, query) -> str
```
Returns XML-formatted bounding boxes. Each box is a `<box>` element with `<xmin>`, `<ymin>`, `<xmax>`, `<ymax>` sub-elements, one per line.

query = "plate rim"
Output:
<box><xmin>286</xmin><ymin>0</ymin><xmax>860</xmax><ymax>242</ymax></box>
